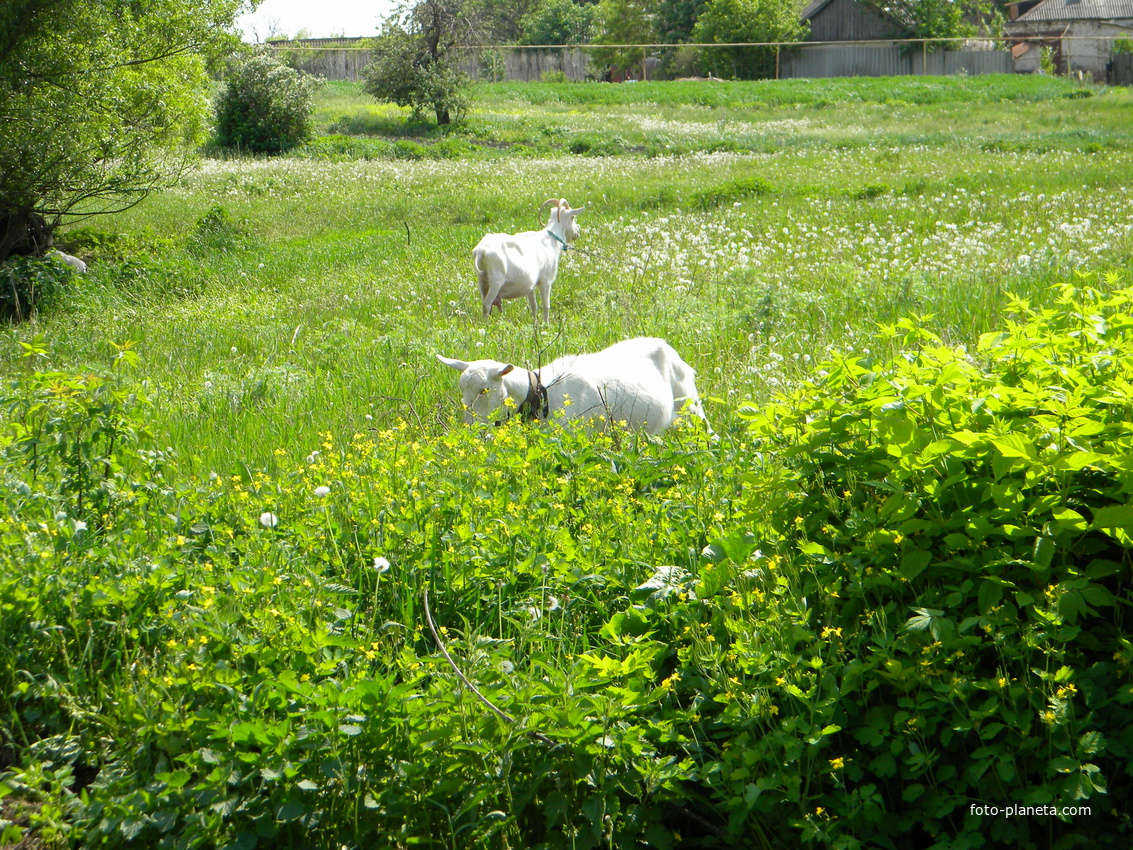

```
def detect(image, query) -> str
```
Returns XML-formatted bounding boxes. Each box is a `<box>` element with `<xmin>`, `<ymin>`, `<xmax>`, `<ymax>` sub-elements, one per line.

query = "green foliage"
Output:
<box><xmin>520</xmin><ymin>0</ymin><xmax>597</xmax><ymax>45</ymax></box>
<box><xmin>658</xmin><ymin>0</ymin><xmax>710</xmax><ymax>43</ymax></box>
<box><xmin>732</xmin><ymin>276</ymin><xmax>1133</xmax><ymax>845</ymax></box>
<box><xmin>0</xmin><ymin>353</ymin><xmax>728</xmax><ymax>847</ymax></box>
<box><xmin>0</xmin><ymin>0</ymin><xmax>244</xmax><ymax>261</ymax></box>
<box><xmin>591</xmin><ymin>0</ymin><xmax>658</xmax><ymax>73</ymax></box>
<box><xmin>0</xmin><ymin>256</ymin><xmax>73</xmax><ymax>323</ymax></box>
<box><xmin>692</xmin><ymin>0</ymin><xmax>808</xmax><ymax>79</ymax></box>
<box><xmin>362</xmin><ymin>0</ymin><xmax>473</xmax><ymax>126</ymax></box>
<box><xmin>187</xmin><ymin>205</ymin><xmax>250</xmax><ymax>256</ymax></box>
<box><xmin>215</xmin><ymin>51</ymin><xmax>318</xmax><ymax>154</ymax></box>
<box><xmin>7</xmin><ymin>280</ymin><xmax>1133</xmax><ymax>847</ymax></box>
<box><xmin>864</xmin><ymin>0</ymin><xmax>1004</xmax><ymax>44</ymax></box>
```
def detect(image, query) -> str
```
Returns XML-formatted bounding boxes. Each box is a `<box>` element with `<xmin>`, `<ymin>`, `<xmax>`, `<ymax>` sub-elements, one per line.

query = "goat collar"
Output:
<box><xmin>517</xmin><ymin>370</ymin><xmax>550</xmax><ymax>422</ymax></box>
<box><xmin>546</xmin><ymin>229</ymin><xmax>570</xmax><ymax>251</ymax></box>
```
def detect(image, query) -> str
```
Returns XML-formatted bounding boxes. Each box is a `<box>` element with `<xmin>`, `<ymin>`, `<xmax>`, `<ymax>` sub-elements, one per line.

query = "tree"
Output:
<box><xmin>868</xmin><ymin>0</ymin><xmax>1003</xmax><ymax>44</ymax></box>
<box><xmin>0</xmin><ymin>0</ymin><xmax>246</xmax><ymax>264</ymax></box>
<box><xmin>363</xmin><ymin>0</ymin><xmax>476</xmax><ymax>126</ymax></box>
<box><xmin>657</xmin><ymin>0</ymin><xmax>709</xmax><ymax>44</ymax></box>
<box><xmin>592</xmin><ymin>0</ymin><xmax>658</xmax><ymax>74</ymax></box>
<box><xmin>520</xmin><ymin>0</ymin><xmax>597</xmax><ymax>45</ymax></box>
<box><xmin>692</xmin><ymin>0</ymin><xmax>806</xmax><ymax>79</ymax></box>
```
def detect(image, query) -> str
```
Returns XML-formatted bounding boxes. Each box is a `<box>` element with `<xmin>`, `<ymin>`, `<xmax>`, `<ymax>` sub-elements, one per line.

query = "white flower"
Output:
<box><xmin>73</xmin><ymin>520</ymin><xmax>87</xmax><ymax>533</ymax></box>
<box><xmin>373</xmin><ymin>556</ymin><xmax>391</xmax><ymax>573</ymax></box>
<box><xmin>260</xmin><ymin>512</ymin><xmax>279</xmax><ymax>528</ymax></box>
<box><xmin>314</xmin><ymin>485</ymin><xmax>331</xmax><ymax>498</ymax></box>
<box><xmin>500</xmin><ymin>660</ymin><xmax>515</xmax><ymax>674</ymax></box>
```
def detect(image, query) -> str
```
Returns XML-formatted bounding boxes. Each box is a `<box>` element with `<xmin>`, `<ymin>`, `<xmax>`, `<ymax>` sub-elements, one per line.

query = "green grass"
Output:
<box><xmin>2</xmin><ymin>77</ymin><xmax>1133</xmax><ymax>847</ymax></box>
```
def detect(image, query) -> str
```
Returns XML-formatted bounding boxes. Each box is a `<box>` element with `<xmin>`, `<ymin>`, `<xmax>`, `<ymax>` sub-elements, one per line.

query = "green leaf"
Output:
<box><xmin>1032</xmin><ymin>536</ymin><xmax>1056</xmax><ymax>569</ymax></box>
<box><xmin>978</xmin><ymin>580</ymin><xmax>1003</xmax><ymax>614</ymax></box>
<box><xmin>900</xmin><ymin>547</ymin><xmax>931</xmax><ymax>579</ymax></box>
<box><xmin>1091</xmin><ymin>504</ymin><xmax>1133</xmax><ymax>530</ymax></box>
<box><xmin>276</xmin><ymin>801</ymin><xmax>306</xmax><ymax>822</ymax></box>
<box><xmin>989</xmin><ymin>435</ymin><xmax>1037</xmax><ymax>461</ymax></box>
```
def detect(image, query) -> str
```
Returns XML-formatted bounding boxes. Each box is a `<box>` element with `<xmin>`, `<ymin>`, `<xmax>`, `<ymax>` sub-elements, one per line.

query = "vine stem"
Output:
<box><xmin>421</xmin><ymin>587</ymin><xmax>554</xmax><ymax>746</ymax></box>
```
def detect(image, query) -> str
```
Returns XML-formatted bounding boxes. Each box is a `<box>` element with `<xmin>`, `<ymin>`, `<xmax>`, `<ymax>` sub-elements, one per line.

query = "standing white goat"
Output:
<box><xmin>473</xmin><ymin>198</ymin><xmax>583</xmax><ymax>322</ymax></box>
<box><xmin>437</xmin><ymin>337</ymin><xmax>710</xmax><ymax>435</ymax></box>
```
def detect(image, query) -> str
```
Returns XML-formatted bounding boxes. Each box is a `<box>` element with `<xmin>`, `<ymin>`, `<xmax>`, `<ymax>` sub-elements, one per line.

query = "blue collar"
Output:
<box><xmin>546</xmin><ymin>230</ymin><xmax>570</xmax><ymax>251</ymax></box>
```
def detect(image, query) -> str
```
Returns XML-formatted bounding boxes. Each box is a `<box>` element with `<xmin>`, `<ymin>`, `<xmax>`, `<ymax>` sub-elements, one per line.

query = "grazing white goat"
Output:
<box><xmin>473</xmin><ymin>198</ymin><xmax>583</xmax><ymax>322</ymax></box>
<box><xmin>437</xmin><ymin>337</ymin><xmax>710</xmax><ymax>435</ymax></box>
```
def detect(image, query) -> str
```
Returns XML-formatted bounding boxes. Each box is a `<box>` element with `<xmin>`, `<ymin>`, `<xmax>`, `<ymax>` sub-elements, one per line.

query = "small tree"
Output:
<box><xmin>592</xmin><ymin>0</ymin><xmax>658</xmax><ymax>75</ymax></box>
<box><xmin>215</xmin><ymin>51</ymin><xmax>318</xmax><ymax>154</ymax></box>
<box><xmin>362</xmin><ymin>0</ymin><xmax>475</xmax><ymax>126</ymax></box>
<box><xmin>692</xmin><ymin>0</ymin><xmax>806</xmax><ymax>79</ymax></box>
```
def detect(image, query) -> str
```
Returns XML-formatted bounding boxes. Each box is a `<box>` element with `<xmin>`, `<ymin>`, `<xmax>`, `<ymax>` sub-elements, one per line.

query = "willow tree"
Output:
<box><xmin>0</xmin><ymin>0</ymin><xmax>247</xmax><ymax>262</ymax></box>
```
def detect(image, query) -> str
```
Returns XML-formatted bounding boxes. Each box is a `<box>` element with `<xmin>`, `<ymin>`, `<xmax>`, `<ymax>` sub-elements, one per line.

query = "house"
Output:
<box><xmin>800</xmin><ymin>0</ymin><xmax>905</xmax><ymax>42</ymax></box>
<box><xmin>1005</xmin><ymin>0</ymin><xmax>1133</xmax><ymax>79</ymax></box>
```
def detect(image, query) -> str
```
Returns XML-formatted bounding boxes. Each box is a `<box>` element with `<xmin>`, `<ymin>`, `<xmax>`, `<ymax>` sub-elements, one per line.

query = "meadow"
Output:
<box><xmin>1</xmin><ymin>76</ymin><xmax>1132</xmax><ymax>848</ymax></box>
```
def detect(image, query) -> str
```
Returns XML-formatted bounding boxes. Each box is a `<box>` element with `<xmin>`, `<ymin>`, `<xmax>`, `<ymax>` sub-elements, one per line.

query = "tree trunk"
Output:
<box><xmin>435</xmin><ymin>106</ymin><xmax>451</xmax><ymax>125</ymax></box>
<box><xmin>0</xmin><ymin>210</ymin><xmax>53</xmax><ymax>265</ymax></box>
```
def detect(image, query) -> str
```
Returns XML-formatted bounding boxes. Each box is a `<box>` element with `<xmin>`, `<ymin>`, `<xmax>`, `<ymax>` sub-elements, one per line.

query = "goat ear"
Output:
<box><xmin>568</xmin><ymin>206</ymin><xmax>584</xmax><ymax>215</ymax></box>
<box><xmin>495</xmin><ymin>364</ymin><xmax>514</xmax><ymax>378</ymax></box>
<box><xmin>436</xmin><ymin>355</ymin><xmax>469</xmax><ymax>372</ymax></box>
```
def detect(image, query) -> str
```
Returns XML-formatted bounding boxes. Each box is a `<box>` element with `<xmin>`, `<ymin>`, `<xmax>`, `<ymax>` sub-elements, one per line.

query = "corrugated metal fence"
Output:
<box><xmin>1115</xmin><ymin>53</ymin><xmax>1133</xmax><ymax>85</ymax></box>
<box><xmin>780</xmin><ymin>43</ymin><xmax>1014</xmax><ymax>78</ymax></box>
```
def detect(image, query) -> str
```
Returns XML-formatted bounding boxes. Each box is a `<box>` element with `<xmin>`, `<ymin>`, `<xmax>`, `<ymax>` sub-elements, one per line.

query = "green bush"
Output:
<box><xmin>214</xmin><ymin>51</ymin><xmax>318</xmax><ymax>154</ymax></box>
<box><xmin>721</xmin><ymin>277</ymin><xmax>1133</xmax><ymax>845</ymax></box>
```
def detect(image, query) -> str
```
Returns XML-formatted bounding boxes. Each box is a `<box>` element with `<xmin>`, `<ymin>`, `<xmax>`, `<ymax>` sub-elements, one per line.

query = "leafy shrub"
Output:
<box><xmin>723</xmin><ymin>277</ymin><xmax>1133</xmax><ymax>845</ymax></box>
<box><xmin>215</xmin><ymin>51</ymin><xmax>318</xmax><ymax>154</ymax></box>
<box><xmin>392</xmin><ymin>139</ymin><xmax>427</xmax><ymax>160</ymax></box>
<box><xmin>540</xmin><ymin>70</ymin><xmax>570</xmax><ymax>84</ymax></box>
<box><xmin>0</xmin><ymin>255</ymin><xmax>73</xmax><ymax>322</ymax></box>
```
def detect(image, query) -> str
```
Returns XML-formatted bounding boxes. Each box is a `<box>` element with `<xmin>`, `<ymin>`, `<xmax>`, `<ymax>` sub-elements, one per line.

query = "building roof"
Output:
<box><xmin>1016</xmin><ymin>0</ymin><xmax>1133</xmax><ymax>22</ymax></box>
<box><xmin>800</xmin><ymin>0</ymin><xmax>907</xmax><ymax>25</ymax></box>
<box><xmin>801</xmin><ymin>0</ymin><xmax>835</xmax><ymax>18</ymax></box>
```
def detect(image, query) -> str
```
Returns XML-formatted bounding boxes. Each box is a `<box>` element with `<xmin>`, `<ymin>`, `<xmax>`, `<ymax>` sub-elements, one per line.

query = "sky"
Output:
<box><xmin>237</xmin><ymin>0</ymin><xmax>397</xmax><ymax>42</ymax></box>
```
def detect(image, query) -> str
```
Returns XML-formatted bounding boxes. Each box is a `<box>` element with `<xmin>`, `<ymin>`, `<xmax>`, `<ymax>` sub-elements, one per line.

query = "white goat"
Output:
<box><xmin>473</xmin><ymin>198</ymin><xmax>583</xmax><ymax>322</ymax></box>
<box><xmin>49</xmin><ymin>250</ymin><xmax>86</xmax><ymax>272</ymax></box>
<box><xmin>437</xmin><ymin>337</ymin><xmax>710</xmax><ymax>435</ymax></box>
